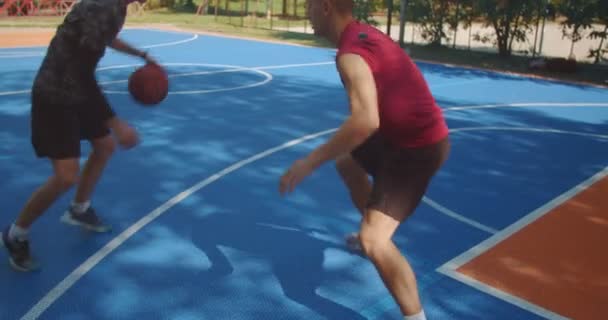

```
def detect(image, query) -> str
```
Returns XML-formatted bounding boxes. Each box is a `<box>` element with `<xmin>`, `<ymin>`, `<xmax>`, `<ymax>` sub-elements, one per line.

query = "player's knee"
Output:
<box><xmin>335</xmin><ymin>155</ymin><xmax>350</xmax><ymax>173</ymax></box>
<box><xmin>336</xmin><ymin>155</ymin><xmax>359</xmax><ymax>180</ymax></box>
<box><xmin>54</xmin><ymin>169</ymin><xmax>79</xmax><ymax>190</ymax></box>
<box><xmin>93</xmin><ymin>136</ymin><xmax>116</xmax><ymax>158</ymax></box>
<box><xmin>358</xmin><ymin>225</ymin><xmax>390</xmax><ymax>259</ymax></box>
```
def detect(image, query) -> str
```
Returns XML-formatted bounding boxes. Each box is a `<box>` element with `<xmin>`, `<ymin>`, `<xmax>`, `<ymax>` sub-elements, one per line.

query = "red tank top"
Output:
<box><xmin>337</xmin><ymin>20</ymin><xmax>448</xmax><ymax>148</ymax></box>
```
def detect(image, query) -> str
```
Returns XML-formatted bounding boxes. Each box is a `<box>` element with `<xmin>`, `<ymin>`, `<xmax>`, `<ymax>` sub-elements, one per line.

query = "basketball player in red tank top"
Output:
<box><xmin>279</xmin><ymin>0</ymin><xmax>450</xmax><ymax>318</ymax></box>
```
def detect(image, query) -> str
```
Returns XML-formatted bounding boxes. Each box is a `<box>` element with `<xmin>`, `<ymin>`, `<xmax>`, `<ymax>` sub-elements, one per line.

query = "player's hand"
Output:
<box><xmin>279</xmin><ymin>158</ymin><xmax>315</xmax><ymax>196</ymax></box>
<box><xmin>143</xmin><ymin>53</ymin><xmax>158</xmax><ymax>66</ymax></box>
<box><xmin>113</xmin><ymin>121</ymin><xmax>140</xmax><ymax>149</ymax></box>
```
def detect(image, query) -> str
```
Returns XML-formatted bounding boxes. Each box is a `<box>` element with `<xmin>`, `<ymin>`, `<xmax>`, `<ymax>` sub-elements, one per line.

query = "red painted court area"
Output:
<box><xmin>457</xmin><ymin>174</ymin><xmax>608</xmax><ymax>319</ymax></box>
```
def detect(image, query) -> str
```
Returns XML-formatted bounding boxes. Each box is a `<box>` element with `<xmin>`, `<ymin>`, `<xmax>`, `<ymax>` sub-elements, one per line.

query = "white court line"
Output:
<box><xmin>21</xmin><ymin>123</ymin><xmax>608</xmax><ymax>319</ymax></box>
<box><xmin>425</xmin><ymin>125</ymin><xmax>608</xmax><ymax>234</ymax></box>
<box><xmin>99</xmin><ymin>61</ymin><xmax>335</xmax><ymax>93</ymax></box>
<box><xmin>436</xmin><ymin>167</ymin><xmax>608</xmax><ymax>320</ymax></box>
<box><xmin>445</xmin><ymin>102</ymin><xmax>608</xmax><ymax>111</ymax></box>
<box><xmin>422</xmin><ymin>197</ymin><xmax>498</xmax><ymax>234</ymax></box>
<box><xmin>0</xmin><ymin>32</ymin><xmax>197</xmax><ymax>59</ymax></box>
<box><xmin>252</xmin><ymin>61</ymin><xmax>335</xmax><ymax>70</ymax></box>
<box><xmin>450</xmin><ymin>126</ymin><xmax>608</xmax><ymax>140</ymax></box>
<box><xmin>98</xmin><ymin>61</ymin><xmax>334</xmax><ymax>85</ymax></box>
<box><xmin>438</xmin><ymin>269</ymin><xmax>571</xmax><ymax>320</ymax></box>
<box><xmin>430</xmin><ymin>78</ymin><xmax>491</xmax><ymax>89</ymax></box>
<box><xmin>0</xmin><ymin>53</ymin><xmax>44</xmax><ymax>59</ymax></box>
<box><xmin>0</xmin><ymin>61</ymin><xmax>334</xmax><ymax>97</ymax></box>
<box><xmin>0</xmin><ymin>44</ymin><xmax>45</xmax><ymax>50</ymax></box>
<box><xmin>437</xmin><ymin>166</ymin><xmax>608</xmax><ymax>272</ymax></box>
<box><xmin>98</xmin><ymin>63</ymin><xmax>274</xmax><ymax>95</ymax></box>
<box><xmin>0</xmin><ymin>50</ymin><xmax>45</xmax><ymax>54</ymax></box>
<box><xmin>18</xmin><ymin>128</ymin><xmax>336</xmax><ymax>320</ymax></box>
<box><xmin>98</xmin><ymin>62</ymin><xmax>276</xmax><ymax>85</ymax></box>
<box><xmin>0</xmin><ymin>89</ymin><xmax>31</xmax><ymax>97</ymax></box>
<box><xmin>140</xmin><ymin>34</ymin><xmax>198</xmax><ymax>49</ymax></box>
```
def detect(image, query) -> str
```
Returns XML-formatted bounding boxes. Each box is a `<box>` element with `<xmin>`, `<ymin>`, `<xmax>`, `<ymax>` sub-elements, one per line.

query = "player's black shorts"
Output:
<box><xmin>351</xmin><ymin>131</ymin><xmax>450</xmax><ymax>220</ymax></box>
<box><xmin>30</xmin><ymin>84</ymin><xmax>112</xmax><ymax>159</ymax></box>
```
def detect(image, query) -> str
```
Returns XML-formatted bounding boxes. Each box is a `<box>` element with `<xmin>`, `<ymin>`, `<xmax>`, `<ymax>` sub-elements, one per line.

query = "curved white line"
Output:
<box><xmin>20</xmin><ymin>125</ymin><xmax>608</xmax><ymax>319</ymax></box>
<box><xmin>165</xmin><ymin>78</ymin><xmax>273</xmax><ymax>95</ymax></box>
<box><xmin>0</xmin><ymin>61</ymin><xmax>333</xmax><ymax>97</ymax></box>
<box><xmin>451</xmin><ymin>126</ymin><xmax>608</xmax><ymax>139</ymax></box>
<box><xmin>97</xmin><ymin>63</ymin><xmax>273</xmax><ymax>94</ymax></box>
<box><xmin>445</xmin><ymin>102</ymin><xmax>608</xmax><ymax>111</ymax></box>
<box><xmin>0</xmin><ymin>33</ymin><xmax>197</xmax><ymax>59</ymax></box>
<box><xmin>0</xmin><ymin>50</ymin><xmax>45</xmax><ymax>55</ymax></box>
<box><xmin>19</xmin><ymin>128</ymin><xmax>337</xmax><ymax>320</ymax></box>
<box><xmin>141</xmin><ymin>34</ymin><xmax>198</xmax><ymax>49</ymax></box>
<box><xmin>0</xmin><ymin>90</ymin><xmax>31</xmax><ymax>97</ymax></box>
<box><xmin>0</xmin><ymin>45</ymin><xmax>46</xmax><ymax>50</ymax></box>
<box><xmin>0</xmin><ymin>53</ymin><xmax>44</xmax><ymax>58</ymax></box>
<box><xmin>422</xmin><ymin>197</ymin><xmax>498</xmax><ymax>234</ymax></box>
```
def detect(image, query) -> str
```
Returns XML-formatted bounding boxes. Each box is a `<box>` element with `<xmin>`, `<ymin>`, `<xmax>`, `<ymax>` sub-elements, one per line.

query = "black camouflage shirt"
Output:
<box><xmin>33</xmin><ymin>0</ymin><xmax>127</xmax><ymax>110</ymax></box>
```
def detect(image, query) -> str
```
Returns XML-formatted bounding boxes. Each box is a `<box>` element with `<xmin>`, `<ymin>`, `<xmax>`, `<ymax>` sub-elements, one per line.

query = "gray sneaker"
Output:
<box><xmin>1</xmin><ymin>226</ymin><xmax>39</xmax><ymax>272</ymax></box>
<box><xmin>61</xmin><ymin>207</ymin><xmax>111</xmax><ymax>233</ymax></box>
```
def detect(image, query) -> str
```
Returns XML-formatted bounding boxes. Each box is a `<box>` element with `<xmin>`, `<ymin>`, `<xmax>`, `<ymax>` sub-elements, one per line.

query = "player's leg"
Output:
<box><xmin>71</xmin><ymin>134</ymin><xmax>115</xmax><ymax>210</ymax></box>
<box><xmin>336</xmin><ymin>132</ymin><xmax>382</xmax><ymax>250</ymax></box>
<box><xmin>358</xmin><ymin>138</ymin><xmax>450</xmax><ymax>318</ymax></box>
<box><xmin>2</xmin><ymin>95</ymin><xmax>81</xmax><ymax>271</ymax></box>
<box><xmin>360</xmin><ymin>208</ymin><xmax>423</xmax><ymax>316</ymax></box>
<box><xmin>61</xmin><ymin>134</ymin><xmax>114</xmax><ymax>232</ymax></box>
<box><xmin>336</xmin><ymin>154</ymin><xmax>371</xmax><ymax>215</ymax></box>
<box><xmin>62</xmin><ymin>95</ymin><xmax>116</xmax><ymax>233</ymax></box>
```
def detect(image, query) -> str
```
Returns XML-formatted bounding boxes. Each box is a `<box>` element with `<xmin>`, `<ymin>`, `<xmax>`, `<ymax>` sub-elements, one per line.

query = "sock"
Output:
<box><xmin>8</xmin><ymin>224</ymin><xmax>29</xmax><ymax>241</ymax></box>
<box><xmin>404</xmin><ymin>310</ymin><xmax>426</xmax><ymax>320</ymax></box>
<box><xmin>71</xmin><ymin>200</ymin><xmax>91</xmax><ymax>214</ymax></box>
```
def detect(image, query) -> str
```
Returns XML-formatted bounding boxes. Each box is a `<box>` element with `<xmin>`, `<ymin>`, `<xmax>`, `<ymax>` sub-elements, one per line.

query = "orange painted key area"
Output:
<box><xmin>458</xmin><ymin>177</ymin><xmax>608</xmax><ymax>320</ymax></box>
<box><xmin>0</xmin><ymin>29</ymin><xmax>54</xmax><ymax>47</ymax></box>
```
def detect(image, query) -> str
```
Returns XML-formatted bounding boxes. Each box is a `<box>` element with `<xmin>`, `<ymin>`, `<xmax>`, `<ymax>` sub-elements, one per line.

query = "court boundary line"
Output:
<box><xmin>128</xmin><ymin>26</ymin><xmax>608</xmax><ymax>89</ymax></box>
<box><xmin>16</xmin><ymin>126</ymin><xmax>477</xmax><ymax>320</ymax></box>
<box><xmin>2</xmin><ymin>26</ymin><xmax>605</xmax><ymax>89</ymax></box>
<box><xmin>436</xmin><ymin>167</ymin><xmax>608</xmax><ymax>320</ymax></box>
<box><xmin>445</xmin><ymin>102</ymin><xmax>608</xmax><ymax>111</ymax></box>
<box><xmin>98</xmin><ymin>62</ymin><xmax>274</xmax><ymax>94</ymax></box>
<box><xmin>0</xmin><ymin>61</ymin><xmax>335</xmax><ymax>97</ymax></box>
<box><xmin>17</xmin><ymin>128</ymin><xmax>336</xmax><ymax>320</ymax></box>
<box><xmin>20</xmin><ymin>124</ymin><xmax>608</xmax><ymax>319</ymax></box>
<box><xmin>0</xmin><ymin>29</ymin><xmax>198</xmax><ymax>58</ymax></box>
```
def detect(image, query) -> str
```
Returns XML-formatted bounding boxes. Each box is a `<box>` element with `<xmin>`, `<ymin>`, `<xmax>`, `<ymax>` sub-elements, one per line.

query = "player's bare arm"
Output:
<box><xmin>109</xmin><ymin>38</ymin><xmax>156</xmax><ymax>64</ymax></box>
<box><xmin>279</xmin><ymin>53</ymin><xmax>379</xmax><ymax>195</ymax></box>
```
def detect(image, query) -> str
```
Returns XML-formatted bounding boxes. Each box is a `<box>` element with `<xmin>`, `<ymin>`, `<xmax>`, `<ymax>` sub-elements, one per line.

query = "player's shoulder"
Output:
<box><xmin>68</xmin><ymin>0</ymin><xmax>124</xmax><ymax>17</ymax></box>
<box><xmin>339</xmin><ymin>21</ymin><xmax>392</xmax><ymax>51</ymax></box>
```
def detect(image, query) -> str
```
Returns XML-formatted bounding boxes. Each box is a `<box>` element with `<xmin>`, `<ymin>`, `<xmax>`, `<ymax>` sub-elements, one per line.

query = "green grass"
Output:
<box><xmin>1</xmin><ymin>9</ymin><xmax>605</xmax><ymax>87</ymax></box>
<box><xmin>405</xmin><ymin>44</ymin><xmax>608</xmax><ymax>87</ymax></box>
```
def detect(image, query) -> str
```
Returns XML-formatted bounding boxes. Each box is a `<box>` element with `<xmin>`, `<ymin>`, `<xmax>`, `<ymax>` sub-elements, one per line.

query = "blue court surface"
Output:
<box><xmin>1</xmin><ymin>28</ymin><xmax>608</xmax><ymax>320</ymax></box>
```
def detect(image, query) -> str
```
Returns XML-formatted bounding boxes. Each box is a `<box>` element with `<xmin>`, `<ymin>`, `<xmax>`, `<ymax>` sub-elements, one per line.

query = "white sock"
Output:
<box><xmin>404</xmin><ymin>310</ymin><xmax>426</xmax><ymax>320</ymax></box>
<box><xmin>8</xmin><ymin>224</ymin><xmax>29</xmax><ymax>241</ymax></box>
<box><xmin>71</xmin><ymin>200</ymin><xmax>91</xmax><ymax>214</ymax></box>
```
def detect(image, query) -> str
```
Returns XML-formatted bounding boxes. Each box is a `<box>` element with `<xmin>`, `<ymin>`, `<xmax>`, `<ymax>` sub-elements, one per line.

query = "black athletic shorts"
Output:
<box><xmin>30</xmin><ymin>84</ymin><xmax>114</xmax><ymax>159</ymax></box>
<box><xmin>351</xmin><ymin>131</ymin><xmax>450</xmax><ymax>220</ymax></box>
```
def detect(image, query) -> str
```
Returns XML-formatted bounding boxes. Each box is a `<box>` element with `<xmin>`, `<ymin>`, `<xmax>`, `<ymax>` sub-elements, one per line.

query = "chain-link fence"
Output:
<box><xmin>193</xmin><ymin>0</ymin><xmax>607</xmax><ymax>63</ymax></box>
<box><xmin>3</xmin><ymin>0</ymin><xmax>605</xmax><ymax>63</ymax></box>
<box><xmin>196</xmin><ymin>0</ymin><xmax>311</xmax><ymax>33</ymax></box>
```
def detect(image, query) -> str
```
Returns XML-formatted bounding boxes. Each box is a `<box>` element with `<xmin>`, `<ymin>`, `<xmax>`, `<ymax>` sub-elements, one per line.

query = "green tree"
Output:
<box><xmin>588</xmin><ymin>0</ymin><xmax>608</xmax><ymax>63</ymax></box>
<box><xmin>406</xmin><ymin>0</ymin><xmax>451</xmax><ymax>46</ymax></box>
<box><xmin>354</xmin><ymin>0</ymin><xmax>381</xmax><ymax>26</ymax></box>
<box><xmin>445</xmin><ymin>0</ymin><xmax>476</xmax><ymax>48</ymax></box>
<box><xmin>556</xmin><ymin>0</ymin><xmax>596</xmax><ymax>59</ymax></box>
<box><xmin>476</xmin><ymin>0</ymin><xmax>538</xmax><ymax>56</ymax></box>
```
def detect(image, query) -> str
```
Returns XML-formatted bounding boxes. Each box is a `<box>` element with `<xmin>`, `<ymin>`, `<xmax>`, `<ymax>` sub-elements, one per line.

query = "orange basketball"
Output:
<box><xmin>128</xmin><ymin>63</ymin><xmax>169</xmax><ymax>106</ymax></box>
